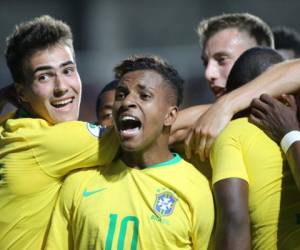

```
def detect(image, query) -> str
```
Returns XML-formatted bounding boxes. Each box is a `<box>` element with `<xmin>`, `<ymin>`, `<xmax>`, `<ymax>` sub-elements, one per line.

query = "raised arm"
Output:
<box><xmin>185</xmin><ymin>59</ymin><xmax>300</xmax><ymax>160</ymax></box>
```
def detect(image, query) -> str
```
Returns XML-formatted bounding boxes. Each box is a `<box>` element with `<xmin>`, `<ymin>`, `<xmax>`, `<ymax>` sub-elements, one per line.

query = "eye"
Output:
<box><xmin>103</xmin><ymin>113</ymin><xmax>113</xmax><ymax>119</ymax></box>
<box><xmin>115</xmin><ymin>91</ymin><xmax>126</xmax><ymax>100</ymax></box>
<box><xmin>37</xmin><ymin>73</ymin><xmax>50</xmax><ymax>82</ymax></box>
<box><xmin>63</xmin><ymin>66</ymin><xmax>75</xmax><ymax>76</ymax></box>
<box><xmin>140</xmin><ymin>93</ymin><xmax>152</xmax><ymax>100</ymax></box>
<box><xmin>217</xmin><ymin>56</ymin><xmax>229</xmax><ymax>66</ymax></box>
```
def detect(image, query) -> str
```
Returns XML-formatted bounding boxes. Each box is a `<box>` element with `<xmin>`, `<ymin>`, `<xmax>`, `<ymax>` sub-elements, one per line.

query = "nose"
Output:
<box><xmin>204</xmin><ymin>60</ymin><xmax>219</xmax><ymax>87</ymax></box>
<box><xmin>53</xmin><ymin>74</ymin><xmax>68</xmax><ymax>97</ymax></box>
<box><xmin>119</xmin><ymin>93</ymin><xmax>137</xmax><ymax>110</ymax></box>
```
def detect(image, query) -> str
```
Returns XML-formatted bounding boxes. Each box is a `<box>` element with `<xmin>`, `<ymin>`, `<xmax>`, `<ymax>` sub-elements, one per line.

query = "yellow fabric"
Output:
<box><xmin>46</xmin><ymin>155</ymin><xmax>214</xmax><ymax>250</ymax></box>
<box><xmin>0</xmin><ymin>118</ymin><xmax>118</xmax><ymax>250</ymax></box>
<box><xmin>210</xmin><ymin>118</ymin><xmax>300</xmax><ymax>249</ymax></box>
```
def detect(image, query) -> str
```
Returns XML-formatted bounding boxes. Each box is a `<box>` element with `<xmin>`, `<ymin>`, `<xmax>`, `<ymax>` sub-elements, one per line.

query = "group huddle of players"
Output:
<box><xmin>1</xmin><ymin>12</ymin><xmax>300</xmax><ymax>250</ymax></box>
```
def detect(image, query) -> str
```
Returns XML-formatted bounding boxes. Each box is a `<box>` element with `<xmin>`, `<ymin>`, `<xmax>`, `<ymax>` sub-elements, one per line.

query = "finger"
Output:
<box><xmin>184</xmin><ymin>130</ymin><xmax>193</xmax><ymax>159</ymax></box>
<box><xmin>259</xmin><ymin>93</ymin><xmax>276</xmax><ymax>105</ymax></box>
<box><xmin>197</xmin><ymin>133</ymin><xmax>207</xmax><ymax>162</ymax></box>
<box><xmin>283</xmin><ymin>95</ymin><xmax>297</xmax><ymax>110</ymax></box>
<box><xmin>248</xmin><ymin>113</ymin><xmax>264</xmax><ymax>128</ymax></box>
<box><xmin>250</xmin><ymin>106</ymin><xmax>267</xmax><ymax>119</ymax></box>
<box><xmin>204</xmin><ymin>136</ymin><xmax>214</xmax><ymax>160</ymax></box>
<box><xmin>194</xmin><ymin>127</ymin><xmax>201</xmax><ymax>155</ymax></box>
<box><xmin>250</xmin><ymin>98</ymin><xmax>270</xmax><ymax>113</ymax></box>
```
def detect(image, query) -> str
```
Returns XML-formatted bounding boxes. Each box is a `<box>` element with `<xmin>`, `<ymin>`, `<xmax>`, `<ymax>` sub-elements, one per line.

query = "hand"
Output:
<box><xmin>185</xmin><ymin>100</ymin><xmax>234</xmax><ymax>161</ymax></box>
<box><xmin>249</xmin><ymin>94</ymin><xmax>299</xmax><ymax>143</ymax></box>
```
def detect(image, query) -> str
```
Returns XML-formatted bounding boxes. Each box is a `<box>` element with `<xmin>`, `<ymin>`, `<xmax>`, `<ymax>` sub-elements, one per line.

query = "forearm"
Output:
<box><xmin>215</xmin><ymin>218</ymin><xmax>251</xmax><ymax>250</ymax></box>
<box><xmin>286</xmin><ymin>142</ymin><xmax>300</xmax><ymax>190</ymax></box>
<box><xmin>171</xmin><ymin>104</ymin><xmax>210</xmax><ymax>132</ymax></box>
<box><xmin>170</xmin><ymin>104</ymin><xmax>210</xmax><ymax>141</ymax></box>
<box><xmin>219</xmin><ymin>59</ymin><xmax>300</xmax><ymax>115</ymax></box>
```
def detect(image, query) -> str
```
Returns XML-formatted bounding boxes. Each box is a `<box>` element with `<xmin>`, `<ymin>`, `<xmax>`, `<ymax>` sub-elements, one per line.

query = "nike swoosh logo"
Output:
<box><xmin>83</xmin><ymin>188</ymin><xmax>107</xmax><ymax>197</ymax></box>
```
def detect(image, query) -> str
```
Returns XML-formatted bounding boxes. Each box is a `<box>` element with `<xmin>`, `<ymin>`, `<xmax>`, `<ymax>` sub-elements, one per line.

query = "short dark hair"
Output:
<box><xmin>227</xmin><ymin>47</ymin><xmax>283</xmax><ymax>92</ymax></box>
<box><xmin>5</xmin><ymin>15</ymin><xmax>74</xmax><ymax>84</ymax></box>
<box><xmin>197</xmin><ymin>13</ymin><xmax>274</xmax><ymax>49</ymax></box>
<box><xmin>273</xmin><ymin>26</ymin><xmax>300</xmax><ymax>58</ymax></box>
<box><xmin>95</xmin><ymin>80</ymin><xmax>118</xmax><ymax>120</ymax></box>
<box><xmin>114</xmin><ymin>55</ymin><xmax>184</xmax><ymax>106</ymax></box>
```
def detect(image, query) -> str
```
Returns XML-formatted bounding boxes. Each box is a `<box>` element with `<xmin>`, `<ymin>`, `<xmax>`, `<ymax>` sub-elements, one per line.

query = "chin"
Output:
<box><xmin>51</xmin><ymin>115</ymin><xmax>78</xmax><ymax>124</ymax></box>
<box><xmin>120</xmin><ymin>141</ymin><xmax>143</xmax><ymax>152</ymax></box>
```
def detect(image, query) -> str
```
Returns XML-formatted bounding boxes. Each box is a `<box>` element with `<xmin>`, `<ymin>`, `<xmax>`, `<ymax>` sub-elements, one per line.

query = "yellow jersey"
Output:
<box><xmin>210</xmin><ymin>118</ymin><xmax>300</xmax><ymax>249</ymax></box>
<box><xmin>46</xmin><ymin>154</ymin><xmax>214</xmax><ymax>250</ymax></box>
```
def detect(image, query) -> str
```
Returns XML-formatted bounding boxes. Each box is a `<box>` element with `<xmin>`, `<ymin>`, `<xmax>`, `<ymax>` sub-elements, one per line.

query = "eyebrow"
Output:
<box><xmin>33</xmin><ymin>60</ymin><xmax>75</xmax><ymax>74</ymax></box>
<box><xmin>102</xmin><ymin>104</ymin><xmax>114</xmax><ymax>109</ymax></box>
<box><xmin>202</xmin><ymin>51</ymin><xmax>229</xmax><ymax>60</ymax></box>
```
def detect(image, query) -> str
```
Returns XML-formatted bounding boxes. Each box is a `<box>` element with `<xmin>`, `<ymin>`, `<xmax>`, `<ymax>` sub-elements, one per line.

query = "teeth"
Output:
<box><xmin>52</xmin><ymin>98</ymin><xmax>73</xmax><ymax>106</ymax></box>
<box><xmin>121</xmin><ymin>116</ymin><xmax>137</xmax><ymax>121</ymax></box>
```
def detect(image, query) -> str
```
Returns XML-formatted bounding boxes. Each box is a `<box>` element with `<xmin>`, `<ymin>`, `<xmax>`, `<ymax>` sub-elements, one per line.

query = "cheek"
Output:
<box><xmin>70</xmin><ymin>74</ymin><xmax>82</xmax><ymax>94</ymax></box>
<box><xmin>224</xmin><ymin>61</ymin><xmax>235</xmax><ymax>77</ymax></box>
<box><xmin>24</xmin><ymin>85</ymin><xmax>49</xmax><ymax>104</ymax></box>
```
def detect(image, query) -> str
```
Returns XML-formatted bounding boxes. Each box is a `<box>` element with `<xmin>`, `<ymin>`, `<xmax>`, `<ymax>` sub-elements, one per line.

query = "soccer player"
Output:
<box><xmin>95</xmin><ymin>80</ymin><xmax>118</xmax><ymax>126</ymax></box>
<box><xmin>210</xmin><ymin>47</ymin><xmax>300</xmax><ymax>249</ymax></box>
<box><xmin>182</xmin><ymin>13</ymin><xmax>274</xmax><ymax>161</ymax></box>
<box><xmin>46</xmin><ymin>55</ymin><xmax>214</xmax><ymax>250</ymax></box>
<box><xmin>0</xmin><ymin>15</ymin><xmax>118</xmax><ymax>249</ymax></box>
<box><xmin>198</xmin><ymin>12</ymin><xmax>274</xmax><ymax>98</ymax></box>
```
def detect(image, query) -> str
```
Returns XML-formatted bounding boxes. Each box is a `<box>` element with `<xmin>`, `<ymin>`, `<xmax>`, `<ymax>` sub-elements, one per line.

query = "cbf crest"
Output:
<box><xmin>154</xmin><ymin>191</ymin><xmax>177</xmax><ymax>216</ymax></box>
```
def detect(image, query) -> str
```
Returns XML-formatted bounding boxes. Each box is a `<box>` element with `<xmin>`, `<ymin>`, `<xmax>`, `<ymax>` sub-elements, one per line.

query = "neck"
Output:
<box><xmin>121</xmin><ymin>143</ymin><xmax>173</xmax><ymax>169</ymax></box>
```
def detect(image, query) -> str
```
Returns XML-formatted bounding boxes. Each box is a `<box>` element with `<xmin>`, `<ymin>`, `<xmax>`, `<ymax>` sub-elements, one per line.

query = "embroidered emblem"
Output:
<box><xmin>154</xmin><ymin>191</ymin><xmax>177</xmax><ymax>216</ymax></box>
<box><xmin>86</xmin><ymin>123</ymin><xmax>106</xmax><ymax>137</ymax></box>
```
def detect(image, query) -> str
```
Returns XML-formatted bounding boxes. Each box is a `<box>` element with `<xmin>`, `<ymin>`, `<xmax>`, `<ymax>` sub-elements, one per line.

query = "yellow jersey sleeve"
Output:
<box><xmin>210</xmin><ymin>118</ymin><xmax>253</xmax><ymax>184</ymax></box>
<box><xmin>1</xmin><ymin>119</ymin><xmax>119</xmax><ymax>178</ymax></box>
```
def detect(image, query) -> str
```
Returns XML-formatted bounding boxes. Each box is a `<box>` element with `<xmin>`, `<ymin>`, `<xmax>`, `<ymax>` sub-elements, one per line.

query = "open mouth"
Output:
<box><xmin>51</xmin><ymin>97</ymin><xmax>74</xmax><ymax>108</ymax></box>
<box><xmin>118</xmin><ymin>115</ymin><xmax>142</xmax><ymax>138</ymax></box>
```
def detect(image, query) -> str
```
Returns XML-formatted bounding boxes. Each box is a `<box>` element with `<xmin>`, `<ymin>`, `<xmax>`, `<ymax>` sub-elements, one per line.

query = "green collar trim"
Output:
<box><xmin>146</xmin><ymin>153</ymin><xmax>181</xmax><ymax>169</ymax></box>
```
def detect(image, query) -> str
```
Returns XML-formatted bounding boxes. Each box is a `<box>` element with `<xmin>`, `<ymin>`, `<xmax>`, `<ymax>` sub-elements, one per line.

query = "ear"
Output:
<box><xmin>164</xmin><ymin>106</ymin><xmax>178</xmax><ymax>127</ymax></box>
<box><xmin>14</xmin><ymin>83</ymin><xmax>29</xmax><ymax>103</ymax></box>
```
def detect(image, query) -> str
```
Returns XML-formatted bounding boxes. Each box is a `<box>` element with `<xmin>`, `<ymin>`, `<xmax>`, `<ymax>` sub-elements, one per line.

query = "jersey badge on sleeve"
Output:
<box><xmin>86</xmin><ymin>123</ymin><xmax>106</xmax><ymax>138</ymax></box>
<box><xmin>153</xmin><ymin>191</ymin><xmax>177</xmax><ymax>216</ymax></box>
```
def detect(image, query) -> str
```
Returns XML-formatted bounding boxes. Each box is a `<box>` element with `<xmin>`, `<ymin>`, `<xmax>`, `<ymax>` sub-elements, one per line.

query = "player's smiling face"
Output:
<box><xmin>18</xmin><ymin>44</ymin><xmax>82</xmax><ymax>124</ymax></box>
<box><xmin>113</xmin><ymin>69</ymin><xmax>176</xmax><ymax>152</ymax></box>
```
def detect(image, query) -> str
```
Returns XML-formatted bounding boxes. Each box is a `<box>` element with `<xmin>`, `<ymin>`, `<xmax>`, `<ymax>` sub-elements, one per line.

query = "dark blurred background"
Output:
<box><xmin>1</xmin><ymin>0</ymin><xmax>299</xmax><ymax>121</ymax></box>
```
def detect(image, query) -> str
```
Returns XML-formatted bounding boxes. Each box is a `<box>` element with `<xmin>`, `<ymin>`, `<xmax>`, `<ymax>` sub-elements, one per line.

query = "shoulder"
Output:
<box><xmin>213</xmin><ymin>117</ymin><xmax>272</xmax><ymax>149</ymax></box>
<box><xmin>221</xmin><ymin>117</ymin><xmax>260</xmax><ymax>137</ymax></box>
<box><xmin>63</xmin><ymin>168</ymin><xmax>99</xmax><ymax>187</ymax></box>
<box><xmin>176</xmin><ymin>157</ymin><xmax>211</xmax><ymax>191</ymax></box>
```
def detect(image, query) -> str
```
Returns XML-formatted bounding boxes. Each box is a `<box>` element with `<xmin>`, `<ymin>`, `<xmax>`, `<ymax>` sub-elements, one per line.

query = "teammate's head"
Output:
<box><xmin>96</xmin><ymin>80</ymin><xmax>118</xmax><ymax>127</ymax></box>
<box><xmin>113</xmin><ymin>55</ymin><xmax>184</xmax><ymax>152</ymax></box>
<box><xmin>197</xmin><ymin>13</ymin><xmax>274</xmax><ymax>98</ymax></box>
<box><xmin>273</xmin><ymin>26</ymin><xmax>300</xmax><ymax>60</ymax></box>
<box><xmin>4</xmin><ymin>15</ymin><xmax>81</xmax><ymax>124</ymax></box>
<box><xmin>227</xmin><ymin>47</ymin><xmax>284</xmax><ymax>92</ymax></box>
